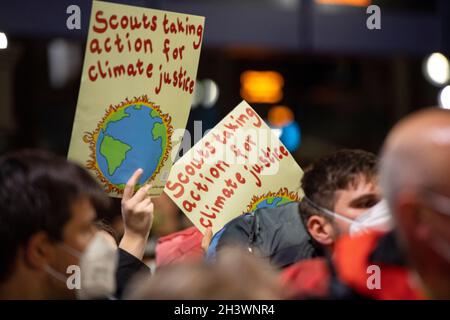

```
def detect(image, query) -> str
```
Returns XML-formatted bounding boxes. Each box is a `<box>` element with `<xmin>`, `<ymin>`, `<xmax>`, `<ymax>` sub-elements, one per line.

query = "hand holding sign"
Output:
<box><xmin>119</xmin><ymin>168</ymin><xmax>154</xmax><ymax>260</ymax></box>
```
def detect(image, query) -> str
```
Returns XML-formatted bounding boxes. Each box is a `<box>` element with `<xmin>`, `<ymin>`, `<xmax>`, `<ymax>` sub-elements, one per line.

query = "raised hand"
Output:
<box><xmin>119</xmin><ymin>168</ymin><xmax>154</xmax><ymax>260</ymax></box>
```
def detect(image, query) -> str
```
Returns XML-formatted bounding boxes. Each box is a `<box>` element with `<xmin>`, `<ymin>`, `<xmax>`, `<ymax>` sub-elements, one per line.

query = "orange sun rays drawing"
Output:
<box><xmin>245</xmin><ymin>187</ymin><xmax>301</xmax><ymax>213</ymax></box>
<box><xmin>83</xmin><ymin>95</ymin><xmax>173</xmax><ymax>195</ymax></box>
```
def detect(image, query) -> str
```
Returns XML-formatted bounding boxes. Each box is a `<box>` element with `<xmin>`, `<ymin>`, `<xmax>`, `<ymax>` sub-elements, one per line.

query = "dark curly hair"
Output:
<box><xmin>299</xmin><ymin>149</ymin><xmax>377</xmax><ymax>226</ymax></box>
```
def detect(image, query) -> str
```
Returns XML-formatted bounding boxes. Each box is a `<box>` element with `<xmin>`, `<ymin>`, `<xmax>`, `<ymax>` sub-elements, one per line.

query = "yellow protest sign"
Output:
<box><xmin>68</xmin><ymin>0</ymin><xmax>204</xmax><ymax>197</ymax></box>
<box><xmin>165</xmin><ymin>101</ymin><xmax>304</xmax><ymax>234</ymax></box>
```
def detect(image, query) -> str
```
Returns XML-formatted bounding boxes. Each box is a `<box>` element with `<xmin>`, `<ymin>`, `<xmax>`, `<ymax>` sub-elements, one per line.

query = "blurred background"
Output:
<box><xmin>0</xmin><ymin>0</ymin><xmax>449</xmax><ymax>263</ymax></box>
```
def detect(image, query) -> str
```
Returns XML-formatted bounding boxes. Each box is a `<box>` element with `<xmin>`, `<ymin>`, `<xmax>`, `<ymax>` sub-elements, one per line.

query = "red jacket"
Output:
<box><xmin>282</xmin><ymin>231</ymin><xmax>425</xmax><ymax>300</ymax></box>
<box><xmin>155</xmin><ymin>226</ymin><xmax>204</xmax><ymax>268</ymax></box>
<box><xmin>281</xmin><ymin>258</ymin><xmax>331</xmax><ymax>298</ymax></box>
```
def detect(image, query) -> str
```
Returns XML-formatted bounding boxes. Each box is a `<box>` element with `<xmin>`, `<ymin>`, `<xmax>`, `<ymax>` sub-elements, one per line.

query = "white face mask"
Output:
<box><xmin>44</xmin><ymin>233</ymin><xmax>118</xmax><ymax>300</ymax></box>
<box><xmin>349</xmin><ymin>199</ymin><xmax>393</xmax><ymax>235</ymax></box>
<box><xmin>303</xmin><ymin>197</ymin><xmax>393</xmax><ymax>236</ymax></box>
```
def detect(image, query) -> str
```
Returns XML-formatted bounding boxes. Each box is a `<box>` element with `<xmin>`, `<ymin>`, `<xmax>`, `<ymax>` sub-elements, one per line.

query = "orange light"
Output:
<box><xmin>268</xmin><ymin>105</ymin><xmax>294</xmax><ymax>127</ymax></box>
<box><xmin>315</xmin><ymin>0</ymin><xmax>371</xmax><ymax>7</ymax></box>
<box><xmin>240</xmin><ymin>71</ymin><xmax>284</xmax><ymax>104</ymax></box>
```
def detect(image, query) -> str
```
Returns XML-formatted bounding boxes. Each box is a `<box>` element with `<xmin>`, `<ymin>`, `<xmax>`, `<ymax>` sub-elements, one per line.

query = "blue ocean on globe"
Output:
<box><xmin>255</xmin><ymin>197</ymin><xmax>291</xmax><ymax>210</ymax></box>
<box><xmin>279</xmin><ymin>121</ymin><xmax>301</xmax><ymax>152</ymax></box>
<box><xmin>96</xmin><ymin>104</ymin><xmax>164</xmax><ymax>186</ymax></box>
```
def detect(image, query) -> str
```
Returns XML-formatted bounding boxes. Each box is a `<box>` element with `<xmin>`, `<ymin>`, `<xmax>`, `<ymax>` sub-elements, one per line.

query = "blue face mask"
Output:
<box><xmin>302</xmin><ymin>196</ymin><xmax>393</xmax><ymax>236</ymax></box>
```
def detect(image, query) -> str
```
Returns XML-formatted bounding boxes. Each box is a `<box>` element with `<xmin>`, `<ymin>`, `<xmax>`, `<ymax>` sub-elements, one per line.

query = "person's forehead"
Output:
<box><xmin>335</xmin><ymin>177</ymin><xmax>380</xmax><ymax>201</ymax></box>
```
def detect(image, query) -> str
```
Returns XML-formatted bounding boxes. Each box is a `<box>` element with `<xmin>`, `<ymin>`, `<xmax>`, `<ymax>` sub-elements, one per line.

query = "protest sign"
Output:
<box><xmin>165</xmin><ymin>101</ymin><xmax>304</xmax><ymax>234</ymax></box>
<box><xmin>68</xmin><ymin>0</ymin><xmax>204</xmax><ymax>196</ymax></box>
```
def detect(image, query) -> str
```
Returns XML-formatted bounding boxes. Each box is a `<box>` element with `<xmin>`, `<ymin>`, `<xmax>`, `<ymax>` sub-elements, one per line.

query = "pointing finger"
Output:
<box><xmin>123</xmin><ymin>168</ymin><xmax>143</xmax><ymax>202</ymax></box>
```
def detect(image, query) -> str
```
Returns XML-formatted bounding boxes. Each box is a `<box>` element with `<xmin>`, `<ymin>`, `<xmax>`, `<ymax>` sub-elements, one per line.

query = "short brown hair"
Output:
<box><xmin>299</xmin><ymin>149</ymin><xmax>377</xmax><ymax>225</ymax></box>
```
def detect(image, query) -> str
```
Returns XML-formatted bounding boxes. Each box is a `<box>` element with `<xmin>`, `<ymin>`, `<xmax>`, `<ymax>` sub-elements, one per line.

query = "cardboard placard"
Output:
<box><xmin>165</xmin><ymin>101</ymin><xmax>304</xmax><ymax>234</ymax></box>
<box><xmin>68</xmin><ymin>0</ymin><xmax>204</xmax><ymax>197</ymax></box>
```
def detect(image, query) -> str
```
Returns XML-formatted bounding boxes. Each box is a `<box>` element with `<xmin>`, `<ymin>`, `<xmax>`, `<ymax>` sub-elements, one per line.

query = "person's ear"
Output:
<box><xmin>307</xmin><ymin>215</ymin><xmax>335</xmax><ymax>246</ymax></box>
<box><xmin>24</xmin><ymin>232</ymin><xmax>56</xmax><ymax>271</ymax></box>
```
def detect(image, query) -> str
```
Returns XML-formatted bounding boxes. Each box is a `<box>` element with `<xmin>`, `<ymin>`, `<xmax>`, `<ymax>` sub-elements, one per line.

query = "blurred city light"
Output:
<box><xmin>423</xmin><ymin>52</ymin><xmax>450</xmax><ymax>86</ymax></box>
<box><xmin>268</xmin><ymin>105</ymin><xmax>294</xmax><ymax>127</ymax></box>
<box><xmin>271</xmin><ymin>121</ymin><xmax>302</xmax><ymax>152</ymax></box>
<box><xmin>192</xmin><ymin>80</ymin><xmax>204</xmax><ymax>109</ymax></box>
<box><xmin>192</xmin><ymin>79</ymin><xmax>219</xmax><ymax>109</ymax></box>
<box><xmin>202</xmin><ymin>79</ymin><xmax>219</xmax><ymax>108</ymax></box>
<box><xmin>0</xmin><ymin>32</ymin><xmax>7</xmax><ymax>49</ymax></box>
<box><xmin>47</xmin><ymin>39</ymin><xmax>82</xmax><ymax>89</ymax></box>
<box><xmin>276</xmin><ymin>0</ymin><xmax>299</xmax><ymax>10</ymax></box>
<box><xmin>240</xmin><ymin>71</ymin><xmax>284</xmax><ymax>104</ymax></box>
<box><xmin>315</xmin><ymin>0</ymin><xmax>371</xmax><ymax>7</ymax></box>
<box><xmin>278</xmin><ymin>121</ymin><xmax>301</xmax><ymax>152</ymax></box>
<box><xmin>267</xmin><ymin>105</ymin><xmax>301</xmax><ymax>151</ymax></box>
<box><xmin>438</xmin><ymin>85</ymin><xmax>450</xmax><ymax>110</ymax></box>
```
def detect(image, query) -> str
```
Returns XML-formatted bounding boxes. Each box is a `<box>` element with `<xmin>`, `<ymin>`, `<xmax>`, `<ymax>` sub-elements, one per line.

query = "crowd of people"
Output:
<box><xmin>0</xmin><ymin>107</ymin><xmax>449</xmax><ymax>300</ymax></box>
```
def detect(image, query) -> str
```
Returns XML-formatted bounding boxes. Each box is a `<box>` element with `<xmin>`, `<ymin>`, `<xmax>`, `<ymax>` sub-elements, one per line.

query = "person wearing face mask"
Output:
<box><xmin>280</xmin><ymin>149</ymin><xmax>394</xmax><ymax>297</ymax></box>
<box><xmin>203</xmin><ymin>149</ymin><xmax>390</xmax><ymax>270</ymax></box>
<box><xmin>285</xmin><ymin>108</ymin><xmax>450</xmax><ymax>300</ymax></box>
<box><xmin>317</xmin><ymin>108</ymin><xmax>450</xmax><ymax>300</ymax></box>
<box><xmin>296</xmin><ymin>149</ymin><xmax>388</xmax><ymax>251</ymax></box>
<box><xmin>301</xmin><ymin>196</ymin><xmax>392</xmax><ymax>237</ymax></box>
<box><xmin>0</xmin><ymin>150</ymin><xmax>153</xmax><ymax>300</ymax></box>
<box><xmin>43</xmin><ymin>230</ymin><xmax>119</xmax><ymax>300</ymax></box>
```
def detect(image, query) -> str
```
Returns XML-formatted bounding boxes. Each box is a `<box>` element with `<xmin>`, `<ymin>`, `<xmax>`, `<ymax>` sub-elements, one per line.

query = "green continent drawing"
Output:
<box><xmin>152</xmin><ymin>122</ymin><xmax>167</xmax><ymax>151</ymax></box>
<box><xmin>105</xmin><ymin>107</ymin><xmax>130</xmax><ymax>125</ymax></box>
<box><xmin>99</xmin><ymin>134</ymin><xmax>132</xmax><ymax>176</ymax></box>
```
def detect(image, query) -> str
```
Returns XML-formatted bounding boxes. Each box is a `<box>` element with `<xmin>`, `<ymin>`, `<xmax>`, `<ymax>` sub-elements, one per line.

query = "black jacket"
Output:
<box><xmin>115</xmin><ymin>248</ymin><xmax>151</xmax><ymax>299</ymax></box>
